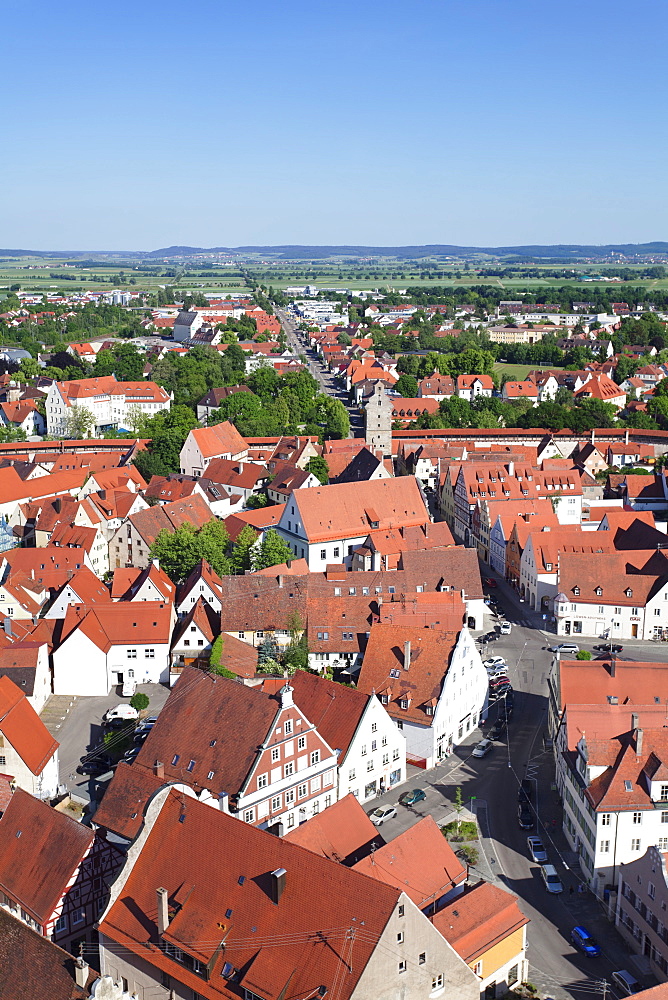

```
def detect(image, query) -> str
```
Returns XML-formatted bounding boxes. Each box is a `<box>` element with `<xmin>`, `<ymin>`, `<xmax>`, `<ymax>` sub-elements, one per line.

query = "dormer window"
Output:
<box><xmin>625</xmin><ymin>588</ymin><xmax>633</xmax><ymax>598</ymax></box>
<box><xmin>595</xmin><ymin>587</ymin><xmax>603</xmax><ymax>596</ymax></box>
<box><xmin>573</xmin><ymin>586</ymin><xmax>580</xmax><ymax>596</ymax></box>
<box><xmin>400</xmin><ymin>698</ymin><xmax>410</xmax><ymax>710</ymax></box>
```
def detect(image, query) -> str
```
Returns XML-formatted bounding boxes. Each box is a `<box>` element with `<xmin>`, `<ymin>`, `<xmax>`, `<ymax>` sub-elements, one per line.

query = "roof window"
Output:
<box><xmin>625</xmin><ymin>780</ymin><xmax>633</xmax><ymax>792</ymax></box>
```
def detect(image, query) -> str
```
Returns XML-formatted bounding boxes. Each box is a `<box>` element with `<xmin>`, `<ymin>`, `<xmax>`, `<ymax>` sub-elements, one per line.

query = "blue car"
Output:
<box><xmin>570</xmin><ymin>925</ymin><xmax>600</xmax><ymax>957</ymax></box>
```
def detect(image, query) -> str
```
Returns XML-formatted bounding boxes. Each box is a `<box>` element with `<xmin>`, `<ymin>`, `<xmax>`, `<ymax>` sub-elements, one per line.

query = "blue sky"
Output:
<box><xmin>2</xmin><ymin>0</ymin><xmax>667</xmax><ymax>250</ymax></box>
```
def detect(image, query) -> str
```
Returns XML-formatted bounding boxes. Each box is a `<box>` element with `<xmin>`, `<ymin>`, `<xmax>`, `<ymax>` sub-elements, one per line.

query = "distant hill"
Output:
<box><xmin>2</xmin><ymin>242</ymin><xmax>668</xmax><ymax>261</ymax></box>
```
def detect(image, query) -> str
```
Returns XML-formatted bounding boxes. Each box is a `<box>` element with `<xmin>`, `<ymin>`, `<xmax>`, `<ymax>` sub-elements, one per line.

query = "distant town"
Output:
<box><xmin>3</xmin><ymin>256</ymin><xmax>668</xmax><ymax>1000</ymax></box>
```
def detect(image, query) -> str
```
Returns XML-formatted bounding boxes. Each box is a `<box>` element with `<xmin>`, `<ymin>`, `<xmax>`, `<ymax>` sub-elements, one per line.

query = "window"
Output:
<box><xmin>361</xmin><ymin>744</ymin><xmax>367</xmax><ymax>756</ymax></box>
<box><xmin>633</xmin><ymin>812</ymin><xmax>643</xmax><ymax>824</ymax></box>
<box><xmin>657</xmin><ymin>609</ymin><xmax>662</xmax><ymax>617</ymax></box>
<box><xmin>601</xmin><ymin>813</ymin><xmax>611</xmax><ymax>826</ymax></box>
<box><xmin>632</xmin><ymin>839</ymin><xmax>641</xmax><ymax>851</ymax></box>
<box><xmin>126</xmin><ymin>648</ymin><xmax>137</xmax><ymax>658</ymax></box>
<box><xmin>371</xmin><ymin>740</ymin><xmax>377</xmax><ymax>751</ymax></box>
<box><xmin>599</xmin><ymin>840</ymin><xmax>610</xmax><ymax>853</ymax></box>
<box><xmin>71</xmin><ymin>907</ymin><xmax>85</xmax><ymax>927</ymax></box>
<box><xmin>473</xmin><ymin>961</ymin><xmax>483</xmax><ymax>976</ymax></box>
<box><xmin>662</xmin><ymin>812</ymin><xmax>668</xmax><ymax>824</ymax></box>
<box><xmin>419</xmin><ymin>952</ymin><xmax>426</xmax><ymax>965</ymax></box>
<box><xmin>284</xmin><ymin>762</ymin><xmax>294</xmax><ymax>778</ymax></box>
<box><xmin>171</xmin><ymin>754</ymin><xmax>180</xmax><ymax>766</ymax></box>
<box><xmin>298</xmin><ymin>735</ymin><xmax>306</xmax><ymax>751</ymax></box>
<box><xmin>649</xmin><ymin>882</ymin><xmax>656</xmax><ymax>900</ymax></box>
<box><xmin>0</xmin><ymin>756</ymin><xmax>5</xmax><ymax>767</ymax></box>
<box><xmin>298</xmin><ymin>783</ymin><xmax>307</xmax><ymax>798</ymax></box>
<box><xmin>367</xmin><ymin>760</ymin><xmax>374</xmax><ymax>772</ymax></box>
<box><xmin>310</xmin><ymin>750</ymin><xmax>320</xmax><ymax>765</ymax></box>
<box><xmin>186</xmin><ymin>759</ymin><xmax>196</xmax><ymax>772</ymax></box>
<box><xmin>271</xmin><ymin>795</ymin><xmax>282</xmax><ymax>811</ymax></box>
<box><xmin>243</xmin><ymin>808</ymin><xmax>255</xmax><ymax>823</ymax></box>
<box><xmin>257</xmin><ymin>773</ymin><xmax>267</xmax><ymax>789</ymax></box>
<box><xmin>284</xmin><ymin>720</ymin><xmax>292</xmax><ymax>735</ymax></box>
<box><xmin>398</xmin><ymin>961</ymin><xmax>407</xmax><ymax>974</ymax></box>
<box><xmin>431</xmin><ymin>974</ymin><xmax>444</xmax><ymax>993</ymax></box>
<box><xmin>382</xmin><ymin>736</ymin><xmax>387</xmax><ymax>746</ymax></box>
<box><xmin>614</xmin><ymin>607</ymin><xmax>622</xmax><ymax>615</ymax></box>
<box><xmin>144</xmin><ymin>648</ymin><xmax>155</xmax><ymax>658</ymax></box>
<box><xmin>333</xmin><ymin>548</ymin><xmax>340</xmax><ymax>558</ymax></box>
<box><xmin>661</xmin><ymin>785</ymin><xmax>668</xmax><ymax>802</ymax></box>
<box><xmin>383</xmin><ymin>753</ymin><xmax>389</xmax><ymax>765</ymax></box>
<box><xmin>54</xmin><ymin>913</ymin><xmax>68</xmax><ymax>933</ymax></box>
<box><xmin>271</xmin><ymin>747</ymin><xmax>280</xmax><ymax>763</ymax></box>
<box><xmin>398</xmin><ymin>905</ymin><xmax>404</xmax><ymax>917</ymax></box>
<box><xmin>393</xmin><ymin>748</ymin><xmax>400</xmax><ymax>761</ymax></box>
<box><xmin>320</xmin><ymin>549</ymin><xmax>326</xmax><ymax>560</ymax></box>
<box><xmin>396</xmin><ymin>932</ymin><xmax>404</xmax><ymax>943</ymax></box>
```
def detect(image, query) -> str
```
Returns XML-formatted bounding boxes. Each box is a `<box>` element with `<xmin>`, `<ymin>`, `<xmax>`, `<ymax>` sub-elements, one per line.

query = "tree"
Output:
<box><xmin>282</xmin><ymin>609</ymin><xmax>309</xmax><ymax>674</ymax></box>
<box><xmin>230</xmin><ymin>524</ymin><xmax>259</xmax><ymax>574</ymax></box>
<box><xmin>0</xmin><ymin>425</ymin><xmax>27</xmax><ymax>443</ymax></box>
<box><xmin>130</xmin><ymin>692</ymin><xmax>149</xmax><ymax>711</ymax></box>
<box><xmin>208</xmin><ymin>635</ymin><xmax>236</xmax><ymax>678</ymax></box>
<box><xmin>64</xmin><ymin>405</ymin><xmax>95</xmax><ymax>439</ymax></box>
<box><xmin>253</xmin><ymin>529</ymin><xmax>295</xmax><ymax>571</ymax></box>
<box><xmin>395</xmin><ymin>373</ymin><xmax>419</xmax><ymax>398</ymax></box>
<box><xmin>150</xmin><ymin>519</ymin><xmax>231</xmax><ymax>582</ymax></box>
<box><xmin>306</xmin><ymin>455</ymin><xmax>329</xmax><ymax>484</ymax></box>
<box><xmin>576</xmin><ymin>650</ymin><xmax>592</xmax><ymax>660</ymax></box>
<box><xmin>454</xmin><ymin>786</ymin><xmax>464</xmax><ymax>833</ymax></box>
<box><xmin>245</xmin><ymin>492</ymin><xmax>268</xmax><ymax>508</ymax></box>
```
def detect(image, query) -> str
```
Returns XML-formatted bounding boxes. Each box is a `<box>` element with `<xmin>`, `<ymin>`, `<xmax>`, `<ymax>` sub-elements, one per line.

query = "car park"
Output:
<box><xmin>518</xmin><ymin>801</ymin><xmax>534</xmax><ymax>829</ymax></box>
<box><xmin>400</xmin><ymin>789</ymin><xmax>426</xmax><ymax>807</ymax></box>
<box><xmin>548</xmin><ymin>643</ymin><xmax>579</xmax><ymax>654</ymax></box>
<box><xmin>370</xmin><ymin>805</ymin><xmax>397</xmax><ymax>826</ymax></box>
<box><xmin>527</xmin><ymin>836</ymin><xmax>548</xmax><ymax>864</ymax></box>
<box><xmin>499</xmin><ymin>622</ymin><xmax>512</xmax><ymax>634</ymax></box>
<box><xmin>472</xmin><ymin>739</ymin><xmax>493</xmax><ymax>758</ymax></box>
<box><xmin>541</xmin><ymin>864</ymin><xmax>563</xmax><ymax>893</ymax></box>
<box><xmin>611</xmin><ymin>970</ymin><xmax>641</xmax><ymax>995</ymax></box>
<box><xmin>570</xmin><ymin>925</ymin><xmax>601</xmax><ymax>957</ymax></box>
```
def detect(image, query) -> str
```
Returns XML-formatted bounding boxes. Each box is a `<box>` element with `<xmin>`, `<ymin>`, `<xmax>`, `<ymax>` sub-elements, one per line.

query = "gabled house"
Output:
<box><xmin>357</xmin><ymin>624</ymin><xmax>488</xmax><ymax>769</ymax></box>
<box><xmin>108</xmin><ymin>494</ymin><xmax>214</xmax><ymax>570</ymax></box>
<box><xmin>52</xmin><ymin>601</ymin><xmax>175</xmax><ymax>696</ymax></box>
<box><xmin>0</xmin><ymin>788</ymin><xmax>123</xmax><ymax>955</ymax></box>
<box><xmin>0</xmin><ymin>908</ymin><xmax>100</xmax><ymax>999</ymax></box>
<box><xmin>0</xmin><ymin>676</ymin><xmax>59</xmax><ymax>798</ymax></box>
<box><xmin>418</xmin><ymin>372</ymin><xmax>455</xmax><ymax>400</ymax></box>
<box><xmin>266</xmin><ymin>462</ymin><xmax>320</xmax><ymax>503</ymax></box>
<box><xmin>179</xmin><ymin>421</ymin><xmax>248</xmax><ymax>478</ymax></box>
<box><xmin>44</xmin><ymin>566</ymin><xmax>112</xmax><ymax>621</ymax></box>
<box><xmin>455</xmin><ymin>374</ymin><xmax>494</xmax><ymax>401</ymax></box>
<box><xmin>0</xmin><ymin>642</ymin><xmax>51</xmax><ymax>713</ymax></box>
<box><xmin>175</xmin><ymin>559</ymin><xmax>224</xmax><ymax>616</ymax></box>
<box><xmin>170</xmin><ymin>597</ymin><xmax>220</xmax><ymax>684</ymax></box>
<box><xmin>110</xmin><ymin>559</ymin><xmax>175</xmax><ymax>604</ymax></box>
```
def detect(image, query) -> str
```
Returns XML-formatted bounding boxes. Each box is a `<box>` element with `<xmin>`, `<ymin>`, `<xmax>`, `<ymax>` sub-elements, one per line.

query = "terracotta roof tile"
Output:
<box><xmin>284</xmin><ymin>793</ymin><xmax>383</xmax><ymax>863</ymax></box>
<box><xmin>0</xmin><ymin>677</ymin><xmax>58</xmax><ymax>774</ymax></box>
<box><xmin>432</xmin><ymin>880</ymin><xmax>528</xmax><ymax>963</ymax></box>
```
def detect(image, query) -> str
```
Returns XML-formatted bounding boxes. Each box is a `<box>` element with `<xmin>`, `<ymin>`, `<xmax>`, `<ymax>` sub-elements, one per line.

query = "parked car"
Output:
<box><xmin>570</xmin><ymin>925</ymin><xmax>601</xmax><ymax>957</ymax></box>
<box><xmin>485</xmin><ymin>578</ymin><xmax>497</xmax><ymax>588</ymax></box>
<box><xmin>484</xmin><ymin>656</ymin><xmax>506</xmax><ymax>668</ymax></box>
<box><xmin>489</xmin><ymin>720</ymin><xmax>506</xmax><ymax>740</ymax></box>
<box><xmin>121</xmin><ymin>677</ymin><xmax>136</xmax><ymax>698</ymax></box>
<box><xmin>104</xmin><ymin>704</ymin><xmax>139</xmax><ymax>723</ymax></box>
<box><xmin>122</xmin><ymin>746</ymin><xmax>141</xmax><ymax>765</ymax></box>
<box><xmin>76</xmin><ymin>753</ymin><xmax>114</xmax><ymax>777</ymax></box>
<box><xmin>527</xmin><ymin>836</ymin><xmax>548</xmax><ymax>864</ymax></box>
<box><xmin>370</xmin><ymin>805</ymin><xmax>397</xmax><ymax>826</ymax></box>
<box><xmin>499</xmin><ymin>622</ymin><xmax>512</xmax><ymax>635</ymax></box>
<box><xmin>490</xmin><ymin>674</ymin><xmax>510</xmax><ymax>688</ymax></box>
<box><xmin>472</xmin><ymin>739</ymin><xmax>493</xmax><ymax>758</ymax></box>
<box><xmin>548</xmin><ymin>643</ymin><xmax>579</xmax><ymax>654</ymax></box>
<box><xmin>488</xmin><ymin>665</ymin><xmax>508</xmax><ymax>679</ymax></box>
<box><xmin>593</xmin><ymin>643</ymin><xmax>623</xmax><ymax>653</ymax></box>
<box><xmin>518</xmin><ymin>801</ymin><xmax>534</xmax><ymax>829</ymax></box>
<box><xmin>518</xmin><ymin>779</ymin><xmax>533</xmax><ymax>803</ymax></box>
<box><xmin>611</xmin><ymin>970</ymin><xmax>641</xmax><ymax>996</ymax></box>
<box><xmin>400</xmin><ymin>789</ymin><xmax>426</xmax><ymax>807</ymax></box>
<box><xmin>491</xmin><ymin>682</ymin><xmax>512</xmax><ymax>699</ymax></box>
<box><xmin>541</xmin><ymin>864</ymin><xmax>563</xmax><ymax>893</ymax></box>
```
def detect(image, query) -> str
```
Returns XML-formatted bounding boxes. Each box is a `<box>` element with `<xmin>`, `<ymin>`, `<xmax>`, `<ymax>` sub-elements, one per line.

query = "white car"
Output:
<box><xmin>499</xmin><ymin>622</ymin><xmax>512</xmax><ymax>635</ymax></box>
<box><xmin>484</xmin><ymin>656</ymin><xmax>506</xmax><ymax>670</ymax></box>
<box><xmin>370</xmin><ymin>805</ymin><xmax>397</xmax><ymax>826</ymax></box>
<box><xmin>472</xmin><ymin>739</ymin><xmax>493</xmax><ymax>758</ymax></box>
<box><xmin>104</xmin><ymin>704</ymin><xmax>139</xmax><ymax>722</ymax></box>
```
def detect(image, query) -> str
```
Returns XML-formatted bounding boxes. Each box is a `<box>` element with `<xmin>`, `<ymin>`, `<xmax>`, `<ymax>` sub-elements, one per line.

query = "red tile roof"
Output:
<box><xmin>353</xmin><ymin>815</ymin><xmax>467</xmax><ymax>908</ymax></box>
<box><xmin>284</xmin><ymin>793</ymin><xmax>383</xmax><ymax>862</ymax></box>
<box><xmin>60</xmin><ymin>601</ymin><xmax>173</xmax><ymax>650</ymax></box>
<box><xmin>0</xmin><ymin>908</ymin><xmax>93</xmax><ymax>999</ymax></box>
<box><xmin>188</xmin><ymin>421</ymin><xmax>247</xmax><ymax>460</ymax></box>
<box><xmin>432</xmin><ymin>880</ymin><xmax>528</xmax><ymax>962</ymax></box>
<box><xmin>98</xmin><ymin>789</ymin><xmax>400</xmax><ymax>1000</ymax></box>
<box><xmin>292</xmin><ymin>477</ymin><xmax>428</xmax><ymax>543</ymax></box>
<box><xmin>0</xmin><ymin>788</ymin><xmax>93</xmax><ymax>924</ymax></box>
<box><xmin>127</xmin><ymin>495</ymin><xmax>214</xmax><ymax>547</ymax></box>
<box><xmin>0</xmin><ymin>677</ymin><xmax>58</xmax><ymax>774</ymax></box>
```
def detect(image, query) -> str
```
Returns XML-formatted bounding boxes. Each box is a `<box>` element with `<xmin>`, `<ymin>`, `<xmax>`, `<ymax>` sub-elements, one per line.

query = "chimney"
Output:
<box><xmin>277</xmin><ymin>575</ymin><xmax>284</xmax><ymax>588</ymax></box>
<box><xmin>152</xmin><ymin>557</ymin><xmax>160</xmax><ymax>571</ymax></box>
<box><xmin>625</xmin><ymin>428</ymin><xmax>630</xmax><ymax>446</ymax></box>
<box><xmin>636</xmin><ymin>727</ymin><xmax>644</xmax><ymax>757</ymax></box>
<box><xmin>286</xmin><ymin>559</ymin><xmax>292</xmax><ymax>568</ymax></box>
<box><xmin>74</xmin><ymin>958</ymin><xmax>89</xmax><ymax>989</ymax></box>
<box><xmin>631</xmin><ymin>712</ymin><xmax>639</xmax><ymax>731</ymax></box>
<box><xmin>591</xmin><ymin>428</ymin><xmax>595</xmax><ymax>445</ymax></box>
<box><xmin>404</xmin><ymin>641</ymin><xmax>411</xmax><ymax>668</ymax></box>
<box><xmin>269</xmin><ymin>868</ymin><xmax>287</xmax><ymax>904</ymax></box>
<box><xmin>2</xmin><ymin>618</ymin><xmax>11</xmax><ymax>637</ymax></box>
<box><xmin>54</xmin><ymin>497</ymin><xmax>61</xmax><ymax>514</ymax></box>
<box><xmin>609</xmin><ymin>659</ymin><xmax>616</xmax><ymax>678</ymax></box>
<box><xmin>157</xmin><ymin>887</ymin><xmax>169</xmax><ymax>935</ymax></box>
<box><xmin>507</xmin><ymin>461</ymin><xmax>514</xmax><ymax>476</ymax></box>
<box><xmin>154</xmin><ymin>760</ymin><xmax>164</xmax><ymax>780</ymax></box>
<box><xmin>99</xmin><ymin>489</ymin><xmax>106</xmax><ymax>500</ymax></box>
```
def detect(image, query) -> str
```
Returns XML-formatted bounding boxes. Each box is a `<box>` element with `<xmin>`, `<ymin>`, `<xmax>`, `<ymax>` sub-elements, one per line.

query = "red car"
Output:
<box><xmin>486</xmin><ymin>578</ymin><xmax>497</xmax><ymax>588</ymax></box>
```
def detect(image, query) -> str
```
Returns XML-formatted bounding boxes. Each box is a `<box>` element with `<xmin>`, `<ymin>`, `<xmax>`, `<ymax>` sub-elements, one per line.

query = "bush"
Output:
<box><xmin>442</xmin><ymin>820</ymin><xmax>478</xmax><ymax>841</ymax></box>
<box><xmin>576</xmin><ymin>650</ymin><xmax>592</xmax><ymax>660</ymax></box>
<box><xmin>457</xmin><ymin>844</ymin><xmax>479</xmax><ymax>866</ymax></box>
<box><xmin>130</xmin><ymin>692</ymin><xmax>149</xmax><ymax>712</ymax></box>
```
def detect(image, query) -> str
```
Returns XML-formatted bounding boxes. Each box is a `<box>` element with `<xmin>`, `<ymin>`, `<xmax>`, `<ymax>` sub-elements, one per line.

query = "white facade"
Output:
<box><xmin>52</xmin><ymin>629</ymin><xmax>171</xmax><ymax>696</ymax></box>
<box><xmin>391</xmin><ymin>628</ymin><xmax>488</xmax><ymax>769</ymax></box>
<box><xmin>179</xmin><ymin>430</ymin><xmax>247</xmax><ymax>479</ymax></box>
<box><xmin>0</xmin><ymin>733</ymin><xmax>59</xmax><ymax>799</ymax></box>
<box><xmin>45</xmin><ymin>380</ymin><xmax>171</xmax><ymax>438</ymax></box>
<box><xmin>340</xmin><ymin>694</ymin><xmax>407</xmax><ymax>804</ymax></box>
<box><xmin>555</xmin><ymin>581</ymin><xmax>668</xmax><ymax>641</ymax></box>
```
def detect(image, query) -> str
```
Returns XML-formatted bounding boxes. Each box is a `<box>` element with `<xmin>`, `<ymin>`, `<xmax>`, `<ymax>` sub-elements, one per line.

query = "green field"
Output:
<box><xmin>494</xmin><ymin>362</ymin><xmax>565</xmax><ymax>380</ymax></box>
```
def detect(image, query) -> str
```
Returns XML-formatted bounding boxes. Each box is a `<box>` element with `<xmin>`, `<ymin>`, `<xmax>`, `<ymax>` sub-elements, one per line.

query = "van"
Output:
<box><xmin>104</xmin><ymin>704</ymin><xmax>139</xmax><ymax>723</ymax></box>
<box><xmin>122</xmin><ymin>677</ymin><xmax>137</xmax><ymax>698</ymax></box>
<box><xmin>611</xmin><ymin>971</ymin><xmax>641</xmax><ymax>996</ymax></box>
<box><xmin>540</xmin><ymin>864</ymin><xmax>563</xmax><ymax>893</ymax></box>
